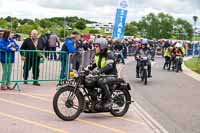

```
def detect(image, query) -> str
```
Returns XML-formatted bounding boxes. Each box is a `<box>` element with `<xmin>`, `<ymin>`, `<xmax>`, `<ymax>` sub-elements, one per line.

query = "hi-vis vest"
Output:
<box><xmin>95</xmin><ymin>55</ymin><xmax>107</xmax><ymax>68</ymax></box>
<box><xmin>164</xmin><ymin>48</ymin><xmax>171</xmax><ymax>57</ymax></box>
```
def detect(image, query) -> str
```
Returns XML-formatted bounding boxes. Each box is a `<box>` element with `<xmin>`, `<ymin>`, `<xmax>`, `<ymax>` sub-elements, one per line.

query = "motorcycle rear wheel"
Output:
<box><xmin>110</xmin><ymin>88</ymin><xmax>130</xmax><ymax>117</ymax></box>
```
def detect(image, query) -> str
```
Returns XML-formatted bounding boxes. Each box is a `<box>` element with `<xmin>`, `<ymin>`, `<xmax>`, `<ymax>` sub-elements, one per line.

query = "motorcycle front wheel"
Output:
<box><xmin>53</xmin><ymin>86</ymin><xmax>84</xmax><ymax>121</ymax></box>
<box><xmin>143</xmin><ymin>69</ymin><xmax>148</xmax><ymax>85</ymax></box>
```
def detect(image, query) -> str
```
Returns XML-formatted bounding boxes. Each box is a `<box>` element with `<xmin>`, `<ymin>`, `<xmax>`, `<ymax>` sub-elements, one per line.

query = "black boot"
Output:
<box><xmin>148</xmin><ymin>70</ymin><xmax>152</xmax><ymax>78</ymax></box>
<box><xmin>103</xmin><ymin>85</ymin><xmax>113</xmax><ymax>109</ymax></box>
<box><xmin>163</xmin><ymin>63</ymin><xmax>166</xmax><ymax>70</ymax></box>
<box><xmin>148</xmin><ymin>65</ymin><xmax>152</xmax><ymax>78</ymax></box>
<box><xmin>148</xmin><ymin>74</ymin><xmax>152</xmax><ymax>78</ymax></box>
<box><xmin>33</xmin><ymin>81</ymin><xmax>40</xmax><ymax>86</ymax></box>
<box><xmin>136</xmin><ymin>72</ymin><xmax>140</xmax><ymax>78</ymax></box>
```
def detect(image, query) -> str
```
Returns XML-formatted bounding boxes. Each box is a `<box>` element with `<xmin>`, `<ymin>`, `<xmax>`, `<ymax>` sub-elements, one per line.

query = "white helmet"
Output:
<box><xmin>175</xmin><ymin>43</ymin><xmax>182</xmax><ymax>48</ymax></box>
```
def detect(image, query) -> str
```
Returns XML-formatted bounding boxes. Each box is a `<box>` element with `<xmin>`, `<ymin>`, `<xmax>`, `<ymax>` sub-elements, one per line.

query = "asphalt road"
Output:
<box><xmin>122</xmin><ymin>57</ymin><xmax>200</xmax><ymax>133</ymax></box>
<box><xmin>0</xmin><ymin>80</ymin><xmax>153</xmax><ymax>133</ymax></box>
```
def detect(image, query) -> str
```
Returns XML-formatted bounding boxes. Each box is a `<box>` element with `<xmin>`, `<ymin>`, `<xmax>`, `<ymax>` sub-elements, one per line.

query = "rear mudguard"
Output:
<box><xmin>119</xmin><ymin>83</ymin><xmax>132</xmax><ymax>103</ymax></box>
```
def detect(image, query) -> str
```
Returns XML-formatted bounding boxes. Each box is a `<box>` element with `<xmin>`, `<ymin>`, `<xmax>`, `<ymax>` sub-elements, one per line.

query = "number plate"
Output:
<box><xmin>143</xmin><ymin>57</ymin><xmax>148</xmax><ymax>60</ymax></box>
<box><xmin>144</xmin><ymin>66</ymin><xmax>148</xmax><ymax>69</ymax></box>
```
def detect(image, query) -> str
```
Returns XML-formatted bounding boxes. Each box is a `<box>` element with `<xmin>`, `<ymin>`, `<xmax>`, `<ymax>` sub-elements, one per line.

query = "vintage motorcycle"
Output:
<box><xmin>53</xmin><ymin>67</ymin><xmax>132</xmax><ymax>121</ymax></box>
<box><xmin>139</xmin><ymin>56</ymin><xmax>149</xmax><ymax>85</ymax></box>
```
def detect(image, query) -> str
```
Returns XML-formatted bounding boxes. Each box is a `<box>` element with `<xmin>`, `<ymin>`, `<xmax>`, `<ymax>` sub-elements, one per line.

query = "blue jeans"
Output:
<box><xmin>120</xmin><ymin>50</ymin><xmax>125</xmax><ymax>64</ymax></box>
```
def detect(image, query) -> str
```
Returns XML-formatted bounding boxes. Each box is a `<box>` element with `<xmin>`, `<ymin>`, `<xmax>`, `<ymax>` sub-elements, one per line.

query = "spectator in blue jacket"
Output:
<box><xmin>58</xmin><ymin>32</ymin><xmax>79</xmax><ymax>85</ymax></box>
<box><xmin>65</xmin><ymin>31</ymin><xmax>78</xmax><ymax>54</ymax></box>
<box><xmin>0</xmin><ymin>30</ymin><xmax>19</xmax><ymax>90</ymax></box>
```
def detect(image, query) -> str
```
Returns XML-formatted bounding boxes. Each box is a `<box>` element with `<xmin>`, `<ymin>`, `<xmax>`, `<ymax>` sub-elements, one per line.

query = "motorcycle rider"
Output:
<box><xmin>148</xmin><ymin>41</ymin><xmax>156</xmax><ymax>61</ymax></box>
<box><xmin>113</xmin><ymin>39</ymin><xmax>125</xmax><ymax>64</ymax></box>
<box><xmin>174</xmin><ymin>42</ymin><xmax>185</xmax><ymax>72</ymax></box>
<box><xmin>135</xmin><ymin>39</ymin><xmax>152</xmax><ymax>78</ymax></box>
<box><xmin>163</xmin><ymin>45</ymin><xmax>172</xmax><ymax>70</ymax></box>
<box><xmin>88</xmin><ymin>38</ymin><xmax>117</xmax><ymax>109</ymax></box>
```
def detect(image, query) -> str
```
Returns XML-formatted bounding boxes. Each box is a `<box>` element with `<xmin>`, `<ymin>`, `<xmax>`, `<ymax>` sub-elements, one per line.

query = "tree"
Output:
<box><xmin>157</xmin><ymin>13</ymin><xmax>175</xmax><ymax>39</ymax></box>
<box><xmin>0</xmin><ymin>19</ymin><xmax>8</xmax><ymax>29</ymax></box>
<box><xmin>89</xmin><ymin>29</ymin><xmax>100</xmax><ymax>34</ymax></box>
<box><xmin>40</xmin><ymin>19</ymin><xmax>52</xmax><ymax>29</ymax></box>
<box><xmin>19</xmin><ymin>18</ymin><xmax>34</xmax><ymax>25</ymax></box>
<box><xmin>12</xmin><ymin>19</ymin><xmax>19</xmax><ymax>30</ymax></box>
<box><xmin>174</xmin><ymin>18</ymin><xmax>193</xmax><ymax>40</ymax></box>
<box><xmin>137</xmin><ymin>13</ymin><xmax>161</xmax><ymax>39</ymax></box>
<box><xmin>136</xmin><ymin>12</ymin><xmax>192</xmax><ymax>40</ymax></box>
<box><xmin>58</xmin><ymin>28</ymin><xmax>69</xmax><ymax>38</ymax></box>
<box><xmin>75</xmin><ymin>20</ymin><xmax>86</xmax><ymax>30</ymax></box>
<box><xmin>125</xmin><ymin>21</ymin><xmax>138</xmax><ymax>36</ymax></box>
<box><xmin>16</xmin><ymin>24</ymin><xmax>34</xmax><ymax>35</ymax></box>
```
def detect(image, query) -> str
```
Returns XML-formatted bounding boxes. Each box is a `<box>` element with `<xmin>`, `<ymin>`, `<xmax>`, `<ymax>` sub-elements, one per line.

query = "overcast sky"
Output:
<box><xmin>0</xmin><ymin>0</ymin><xmax>199</xmax><ymax>25</ymax></box>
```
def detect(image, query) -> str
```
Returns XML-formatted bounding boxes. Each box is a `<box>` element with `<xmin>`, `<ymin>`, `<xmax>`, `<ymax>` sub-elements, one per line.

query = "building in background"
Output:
<box><xmin>194</xmin><ymin>26</ymin><xmax>200</xmax><ymax>36</ymax></box>
<box><xmin>86</xmin><ymin>22</ymin><xmax>114</xmax><ymax>33</ymax></box>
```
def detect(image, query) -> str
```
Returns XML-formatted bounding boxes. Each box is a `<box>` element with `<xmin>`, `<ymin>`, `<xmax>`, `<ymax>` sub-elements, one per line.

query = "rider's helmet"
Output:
<box><xmin>141</xmin><ymin>39</ymin><xmax>148</xmax><ymax>47</ymax></box>
<box><xmin>94</xmin><ymin>38</ymin><xmax>108</xmax><ymax>54</ymax></box>
<box><xmin>94</xmin><ymin>38</ymin><xmax>108</xmax><ymax>50</ymax></box>
<box><xmin>175</xmin><ymin>43</ymin><xmax>182</xmax><ymax>48</ymax></box>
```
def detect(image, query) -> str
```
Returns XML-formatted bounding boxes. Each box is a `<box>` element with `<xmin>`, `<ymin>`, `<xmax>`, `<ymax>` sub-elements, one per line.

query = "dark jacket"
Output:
<box><xmin>90</xmin><ymin>51</ymin><xmax>117</xmax><ymax>75</ymax></box>
<box><xmin>20</xmin><ymin>38</ymin><xmax>38</xmax><ymax>58</ymax></box>
<box><xmin>135</xmin><ymin>47</ymin><xmax>151</xmax><ymax>60</ymax></box>
<box><xmin>114</xmin><ymin>44</ymin><xmax>123</xmax><ymax>51</ymax></box>
<box><xmin>0</xmin><ymin>39</ymin><xmax>19</xmax><ymax>63</ymax></box>
<box><xmin>37</xmin><ymin>34</ymin><xmax>50</xmax><ymax>50</ymax></box>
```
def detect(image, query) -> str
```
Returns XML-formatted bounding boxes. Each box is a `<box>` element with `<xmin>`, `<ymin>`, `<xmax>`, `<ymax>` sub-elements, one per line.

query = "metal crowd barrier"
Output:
<box><xmin>80</xmin><ymin>50</ymin><xmax>95</xmax><ymax>68</ymax></box>
<box><xmin>186</xmin><ymin>41</ymin><xmax>200</xmax><ymax>57</ymax></box>
<box><xmin>127</xmin><ymin>46</ymin><xmax>136</xmax><ymax>56</ymax></box>
<box><xmin>0</xmin><ymin>50</ymin><xmax>69</xmax><ymax>91</ymax></box>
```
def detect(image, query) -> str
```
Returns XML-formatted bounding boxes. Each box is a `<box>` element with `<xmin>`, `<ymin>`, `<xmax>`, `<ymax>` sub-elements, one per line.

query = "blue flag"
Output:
<box><xmin>113</xmin><ymin>0</ymin><xmax>128</xmax><ymax>39</ymax></box>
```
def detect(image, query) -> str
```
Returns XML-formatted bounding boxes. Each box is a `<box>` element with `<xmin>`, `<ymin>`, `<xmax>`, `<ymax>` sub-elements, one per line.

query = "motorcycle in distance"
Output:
<box><xmin>136</xmin><ymin>55</ymin><xmax>150</xmax><ymax>85</ymax></box>
<box><xmin>53</xmin><ymin>66</ymin><xmax>133</xmax><ymax>121</ymax></box>
<box><xmin>114</xmin><ymin>50</ymin><xmax>124</xmax><ymax>64</ymax></box>
<box><xmin>149</xmin><ymin>47</ymin><xmax>156</xmax><ymax>61</ymax></box>
<box><xmin>173</xmin><ymin>55</ymin><xmax>182</xmax><ymax>72</ymax></box>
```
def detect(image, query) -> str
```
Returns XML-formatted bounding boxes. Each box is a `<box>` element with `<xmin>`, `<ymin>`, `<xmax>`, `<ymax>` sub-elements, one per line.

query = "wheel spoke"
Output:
<box><xmin>71</xmin><ymin>105</ymin><xmax>80</xmax><ymax>111</ymax></box>
<box><xmin>56</xmin><ymin>90</ymin><xmax>80</xmax><ymax>118</ymax></box>
<box><xmin>67</xmin><ymin>91</ymin><xmax>73</xmax><ymax>99</ymax></box>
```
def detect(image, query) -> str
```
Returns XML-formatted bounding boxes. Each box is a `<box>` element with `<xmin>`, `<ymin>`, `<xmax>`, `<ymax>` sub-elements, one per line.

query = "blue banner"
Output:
<box><xmin>112</xmin><ymin>8</ymin><xmax>128</xmax><ymax>39</ymax></box>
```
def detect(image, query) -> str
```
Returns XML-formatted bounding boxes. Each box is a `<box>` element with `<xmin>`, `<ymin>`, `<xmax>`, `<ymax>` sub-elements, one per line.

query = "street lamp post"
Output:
<box><xmin>64</xmin><ymin>17</ymin><xmax>66</xmax><ymax>39</ymax></box>
<box><xmin>7</xmin><ymin>16</ymin><xmax>12</xmax><ymax>31</ymax></box>
<box><xmin>63</xmin><ymin>17</ymin><xmax>69</xmax><ymax>39</ymax></box>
